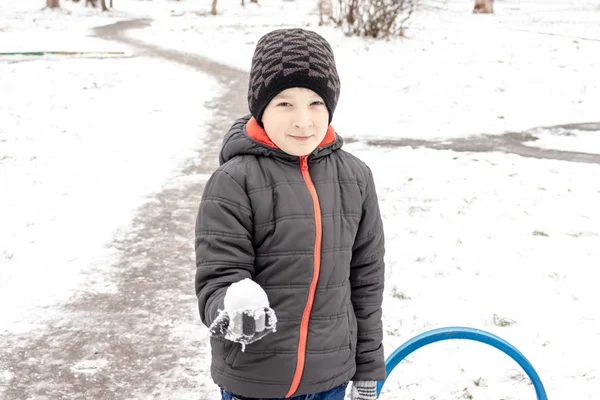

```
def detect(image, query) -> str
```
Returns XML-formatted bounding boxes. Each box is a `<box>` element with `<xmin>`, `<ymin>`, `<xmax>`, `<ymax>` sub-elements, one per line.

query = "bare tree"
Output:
<box><xmin>46</xmin><ymin>0</ymin><xmax>60</xmax><ymax>8</ymax></box>
<box><xmin>318</xmin><ymin>0</ymin><xmax>335</xmax><ymax>25</ymax></box>
<box><xmin>473</xmin><ymin>0</ymin><xmax>493</xmax><ymax>14</ymax></box>
<box><xmin>346</xmin><ymin>0</ymin><xmax>358</xmax><ymax>25</ymax></box>
<box><xmin>57</xmin><ymin>0</ymin><xmax>110</xmax><ymax>10</ymax></box>
<box><xmin>337</xmin><ymin>0</ymin><xmax>417</xmax><ymax>38</ymax></box>
<box><xmin>81</xmin><ymin>0</ymin><xmax>109</xmax><ymax>11</ymax></box>
<box><xmin>212</xmin><ymin>0</ymin><xmax>256</xmax><ymax>17</ymax></box>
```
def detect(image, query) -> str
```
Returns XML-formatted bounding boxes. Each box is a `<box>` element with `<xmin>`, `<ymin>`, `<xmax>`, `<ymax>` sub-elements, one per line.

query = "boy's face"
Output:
<box><xmin>261</xmin><ymin>87</ymin><xmax>329</xmax><ymax>157</ymax></box>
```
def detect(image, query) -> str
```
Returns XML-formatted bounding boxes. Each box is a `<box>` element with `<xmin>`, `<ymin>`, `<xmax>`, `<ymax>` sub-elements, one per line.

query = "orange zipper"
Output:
<box><xmin>285</xmin><ymin>156</ymin><xmax>323</xmax><ymax>398</ymax></box>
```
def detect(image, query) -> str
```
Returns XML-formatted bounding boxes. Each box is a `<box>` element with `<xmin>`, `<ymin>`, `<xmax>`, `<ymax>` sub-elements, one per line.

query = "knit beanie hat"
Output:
<box><xmin>248</xmin><ymin>28</ymin><xmax>341</xmax><ymax>124</ymax></box>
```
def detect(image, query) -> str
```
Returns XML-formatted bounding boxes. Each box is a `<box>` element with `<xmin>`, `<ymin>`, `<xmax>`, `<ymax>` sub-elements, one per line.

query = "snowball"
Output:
<box><xmin>224</xmin><ymin>278</ymin><xmax>269</xmax><ymax>314</ymax></box>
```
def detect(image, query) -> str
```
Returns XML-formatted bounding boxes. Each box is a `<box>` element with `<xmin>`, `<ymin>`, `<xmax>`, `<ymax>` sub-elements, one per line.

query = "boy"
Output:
<box><xmin>195</xmin><ymin>28</ymin><xmax>385</xmax><ymax>400</ymax></box>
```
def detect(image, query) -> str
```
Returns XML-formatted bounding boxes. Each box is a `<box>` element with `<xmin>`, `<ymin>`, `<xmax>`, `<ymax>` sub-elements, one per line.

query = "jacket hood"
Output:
<box><xmin>219</xmin><ymin>115</ymin><xmax>344</xmax><ymax>166</ymax></box>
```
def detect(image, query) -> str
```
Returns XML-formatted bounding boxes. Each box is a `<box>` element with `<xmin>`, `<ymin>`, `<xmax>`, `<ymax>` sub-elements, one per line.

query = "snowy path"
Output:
<box><xmin>95</xmin><ymin>21</ymin><xmax>600</xmax><ymax>166</ymax></box>
<box><xmin>1</xmin><ymin>19</ymin><xmax>248</xmax><ymax>400</ymax></box>
<box><xmin>368</xmin><ymin>121</ymin><xmax>600</xmax><ymax>165</ymax></box>
<box><xmin>2</xmin><ymin>12</ymin><xmax>599</xmax><ymax>400</ymax></box>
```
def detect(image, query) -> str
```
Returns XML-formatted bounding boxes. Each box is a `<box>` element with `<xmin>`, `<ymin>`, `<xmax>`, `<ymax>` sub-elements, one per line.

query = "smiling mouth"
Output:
<box><xmin>289</xmin><ymin>135</ymin><xmax>312</xmax><ymax>141</ymax></box>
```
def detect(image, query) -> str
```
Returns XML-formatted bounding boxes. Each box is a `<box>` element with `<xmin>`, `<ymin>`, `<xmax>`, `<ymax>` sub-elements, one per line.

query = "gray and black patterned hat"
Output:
<box><xmin>248</xmin><ymin>28</ymin><xmax>341</xmax><ymax>124</ymax></box>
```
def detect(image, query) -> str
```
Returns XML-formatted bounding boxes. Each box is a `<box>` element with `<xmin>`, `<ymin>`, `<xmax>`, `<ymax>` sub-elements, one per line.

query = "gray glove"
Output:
<box><xmin>351</xmin><ymin>381</ymin><xmax>377</xmax><ymax>400</ymax></box>
<box><xmin>209</xmin><ymin>279</ymin><xmax>277</xmax><ymax>350</ymax></box>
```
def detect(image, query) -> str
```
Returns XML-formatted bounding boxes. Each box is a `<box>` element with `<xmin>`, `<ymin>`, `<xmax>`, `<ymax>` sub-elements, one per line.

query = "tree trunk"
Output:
<box><xmin>211</xmin><ymin>0</ymin><xmax>218</xmax><ymax>15</ymax></box>
<box><xmin>318</xmin><ymin>0</ymin><xmax>333</xmax><ymax>26</ymax></box>
<box><xmin>346</xmin><ymin>0</ymin><xmax>358</xmax><ymax>25</ymax></box>
<box><xmin>241</xmin><ymin>0</ymin><xmax>245</xmax><ymax>7</ymax></box>
<box><xmin>46</xmin><ymin>0</ymin><xmax>60</xmax><ymax>8</ymax></box>
<box><xmin>86</xmin><ymin>0</ymin><xmax>97</xmax><ymax>8</ymax></box>
<box><xmin>110</xmin><ymin>0</ymin><xmax>113</xmax><ymax>8</ymax></box>
<box><xmin>250</xmin><ymin>0</ymin><xmax>258</xmax><ymax>3</ymax></box>
<box><xmin>473</xmin><ymin>0</ymin><xmax>493</xmax><ymax>14</ymax></box>
<box><xmin>101</xmin><ymin>0</ymin><xmax>109</xmax><ymax>11</ymax></box>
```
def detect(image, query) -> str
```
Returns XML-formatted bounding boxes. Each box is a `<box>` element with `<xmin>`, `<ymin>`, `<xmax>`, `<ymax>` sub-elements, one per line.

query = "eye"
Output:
<box><xmin>311</xmin><ymin>101</ymin><xmax>325</xmax><ymax>106</ymax></box>
<box><xmin>277</xmin><ymin>102</ymin><xmax>291</xmax><ymax>107</ymax></box>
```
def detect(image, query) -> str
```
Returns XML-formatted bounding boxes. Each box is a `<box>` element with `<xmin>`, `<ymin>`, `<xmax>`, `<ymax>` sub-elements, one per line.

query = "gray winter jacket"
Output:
<box><xmin>195</xmin><ymin>115</ymin><xmax>385</xmax><ymax>398</ymax></box>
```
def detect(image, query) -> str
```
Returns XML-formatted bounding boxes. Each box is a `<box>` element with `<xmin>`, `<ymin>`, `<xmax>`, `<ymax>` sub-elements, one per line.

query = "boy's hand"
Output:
<box><xmin>208</xmin><ymin>279</ymin><xmax>277</xmax><ymax>348</ymax></box>
<box><xmin>210</xmin><ymin>307</ymin><xmax>277</xmax><ymax>346</ymax></box>
<box><xmin>351</xmin><ymin>381</ymin><xmax>377</xmax><ymax>400</ymax></box>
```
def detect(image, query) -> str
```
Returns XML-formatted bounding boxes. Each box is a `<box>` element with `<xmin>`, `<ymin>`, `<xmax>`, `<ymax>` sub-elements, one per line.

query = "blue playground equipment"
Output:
<box><xmin>377</xmin><ymin>327</ymin><xmax>548</xmax><ymax>399</ymax></box>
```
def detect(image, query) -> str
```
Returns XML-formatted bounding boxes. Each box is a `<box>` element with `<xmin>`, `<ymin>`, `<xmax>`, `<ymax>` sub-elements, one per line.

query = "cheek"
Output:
<box><xmin>265</xmin><ymin>114</ymin><xmax>289</xmax><ymax>130</ymax></box>
<box><xmin>268</xmin><ymin>122</ymin><xmax>289</xmax><ymax>139</ymax></box>
<box><xmin>317</xmin><ymin>128</ymin><xmax>328</xmax><ymax>142</ymax></box>
<box><xmin>317</xmin><ymin>115</ymin><xmax>329</xmax><ymax>132</ymax></box>
<box><xmin>316</xmin><ymin>109</ymin><xmax>329</xmax><ymax>126</ymax></box>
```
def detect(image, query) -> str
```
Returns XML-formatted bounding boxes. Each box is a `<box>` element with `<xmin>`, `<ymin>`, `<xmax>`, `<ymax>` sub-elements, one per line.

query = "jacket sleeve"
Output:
<box><xmin>350</xmin><ymin>167</ymin><xmax>386</xmax><ymax>381</ymax></box>
<box><xmin>195</xmin><ymin>169</ymin><xmax>254</xmax><ymax>327</ymax></box>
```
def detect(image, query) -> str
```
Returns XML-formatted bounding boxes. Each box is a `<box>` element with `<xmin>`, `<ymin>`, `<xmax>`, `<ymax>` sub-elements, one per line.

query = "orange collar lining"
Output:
<box><xmin>246</xmin><ymin>117</ymin><xmax>336</xmax><ymax>151</ymax></box>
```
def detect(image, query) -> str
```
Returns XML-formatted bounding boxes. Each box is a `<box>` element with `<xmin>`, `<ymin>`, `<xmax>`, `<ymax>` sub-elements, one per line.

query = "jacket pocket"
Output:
<box><xmin>224</xmin><ymin>342</ymin><xmax>239</xmax><ymax>366</ymax></box>
<box><xmin>346</xmin><ymin>304</ymin><xmax>357</xmax><ymax>355</ymax></box>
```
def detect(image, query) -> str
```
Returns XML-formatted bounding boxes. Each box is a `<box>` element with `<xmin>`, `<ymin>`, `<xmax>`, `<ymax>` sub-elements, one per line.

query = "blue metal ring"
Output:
<box><xmin>377</xmin><ymin>326</ymin><xmax>547</xmax><ymax>399</ymax></box>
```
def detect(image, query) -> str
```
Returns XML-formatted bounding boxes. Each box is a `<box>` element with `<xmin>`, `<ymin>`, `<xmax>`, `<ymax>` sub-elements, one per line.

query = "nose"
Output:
<box><xmin>293</xmin><ymin>108</ymin><xmax>313</xmax><ymax>129</ymax></box>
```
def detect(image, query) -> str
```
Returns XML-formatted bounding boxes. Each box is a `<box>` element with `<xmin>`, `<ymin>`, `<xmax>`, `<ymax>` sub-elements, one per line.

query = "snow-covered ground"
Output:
<box><xmin>356</xmin><ymin>144</ymin><xmax>600</xmax><ymax>399</ymax></box>
<box><xmin>1</xmin><ymin>0</ymin><xmax>600</xmax><ymax>399</ymax></box>
<box><xmin>124</xmin><ymin>0</ymin><xmax>600</xmax><ymax>143</ymax></box>
<box><xmin>0</xmin><ymin>2</ymin><xmax>220</xmax><ymax>331</ymax></box>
